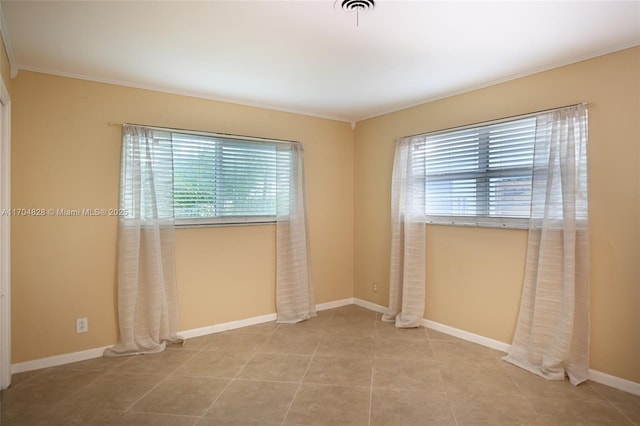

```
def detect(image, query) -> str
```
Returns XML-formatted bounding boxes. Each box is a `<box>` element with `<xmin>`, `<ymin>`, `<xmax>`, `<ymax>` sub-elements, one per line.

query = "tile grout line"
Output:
<box><xmin>368</xmin><ymin>322</ymin><xmax>375</xmax><ymax>426</ymax></box>
<box><xmin>120</xmin><ymin>348</ymin><xmax>201</xmax><ymax>414</ymax></box>
<box><xmin>504</xmin><ymin>365</ymin><xmax>553</xmax><ymax>423</ymax></box>
<box><xmin>424</xmin><ymin>325</ymin><xmax>460</xmax><ymax>426</ymax></box>
<box><xmin>197</xmin><ymin>353</ymin><xmax>257</xmax><ymax>420</ymax></box>
<box><xmin>198</xmin><ymin>322</ymin><xmax>282</xmax><ymax>421</ymax></box>
<box><xmin>367</xmin><ymin>310</ymin><xmax>381</xmax><ymax>426</ymax></box>
<box><xmin>174</xmin><ymin>332</ymin><xmax>223</xmax><ymax>423</ymax></box>
<box><xmin>45</xmin><ymin>367</ymin><xmax>114</xmax><ymax>411</ymax></box>
<box><xmin>280</xmin><ymin>310</ymin><xmax>334</xmax><ymax>426</ymax></box>
<box><xmin>12</xmin><ymin>305</ymin><xmax>637</xmax><ymax>425</ymax></box>
<box><xmin>120</xmin><ymin>333</ymin><xmax>222</xmax><ymax>420</ymax></box>
<box><xmin>589</xmin><ymin>382</ymin><xmax>638</xmax><ymax>426</ymax></box>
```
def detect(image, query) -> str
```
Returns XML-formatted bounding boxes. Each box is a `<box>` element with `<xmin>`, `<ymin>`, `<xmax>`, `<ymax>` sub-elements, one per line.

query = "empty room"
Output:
<box><xmin>0</xmin><ymin>1</ymin><xmax>638</xmax><ymax>425</ymax></box>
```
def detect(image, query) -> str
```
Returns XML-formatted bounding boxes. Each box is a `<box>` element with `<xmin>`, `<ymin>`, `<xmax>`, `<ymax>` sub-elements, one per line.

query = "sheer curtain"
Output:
<box><xmin>382</xmin><ymin>137</ymin><xmax>426</xmax><ymax>328</ymax></box>
<box><xmin>275</xmin><ymin>142</ymin><xmax>316</xmax><ymax>323</ymax></box>
<box><xmin>104</xmin><ymin>125</ymin><xmax>182</xmax><ymax>356</ymax></box>
<box><xmin>504</xmin><ymin>104</ymin><xmax>590</xmax><ymax>385</ymax></box>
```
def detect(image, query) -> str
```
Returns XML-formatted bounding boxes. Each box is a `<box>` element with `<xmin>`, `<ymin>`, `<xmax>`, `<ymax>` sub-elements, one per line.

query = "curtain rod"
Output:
<box><xmin>106</xmin><ymin>122</ymin><xmax>300</xmax><ymax>145</ymax></box>
<box><xmin>107</xmin><ymin>101</ymin><xmax>591</xmax><ymax>142</ymax></box>
<box><xmin>403</xmin><ymin>102</ymin><xmax>592</xmax><ymax>140</ymax></box>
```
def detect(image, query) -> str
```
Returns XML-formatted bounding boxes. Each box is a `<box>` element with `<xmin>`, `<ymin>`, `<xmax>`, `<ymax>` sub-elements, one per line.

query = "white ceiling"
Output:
<box><xmin>2</xmin><ymin>1</ymin><xmax>639</xmax><ymax>122</ymax></box>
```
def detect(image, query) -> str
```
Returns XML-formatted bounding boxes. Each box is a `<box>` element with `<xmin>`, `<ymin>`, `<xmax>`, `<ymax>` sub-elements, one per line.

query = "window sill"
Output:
<box><xmin>175</xmin><ymin>216</ymin><xmax>276</xmax><ymax>228</ymax></box>
<box><xmin>424</xmin><ymin>216</ymin><xmax>530</xmax><ymax>230</ymax></box>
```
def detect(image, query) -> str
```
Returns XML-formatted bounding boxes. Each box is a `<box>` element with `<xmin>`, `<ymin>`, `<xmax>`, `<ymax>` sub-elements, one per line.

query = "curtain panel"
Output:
<box><xmin>382</xmin><ymin>137</ymin><xmax>426</xmax><ymax>328</ymax></box>
<box><xmin>504</xmin><ymin>104</ymin><xmax>590</xmax><ymax>385</ymax></box>
<box><xmin>275</xmin><ymin>142</ymin><xmax>316</xmax><ymax>323</ymax></box>
<box><xmin>104</xmin><ymin>125</ymin><xmax>181</xmax><ymax>357</ymax></box>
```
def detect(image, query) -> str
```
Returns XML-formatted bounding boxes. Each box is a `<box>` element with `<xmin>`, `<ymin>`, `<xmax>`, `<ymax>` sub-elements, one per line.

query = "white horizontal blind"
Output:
<box><xmin>171</xmin><ymin>132</ymin><xmax>289</xmax><ymax>225</ymax></box>
<box><xmin>413</xmin><ymin>116</ymin><xmax>536</xmax><ymax>227</ymax></box>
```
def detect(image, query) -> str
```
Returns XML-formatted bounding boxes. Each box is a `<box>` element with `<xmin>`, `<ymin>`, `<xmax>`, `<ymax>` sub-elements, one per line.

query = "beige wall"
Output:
<box><xmin>0</xmin><ymin>33</ymin><xmax>11</xmax><ymax>96</ymax></box>
<box><xmin>354</xmin><ymin>47</ymin><xmax>640</xmax><ymax>383</ymax></box>
<box><xmin>11</xmin><ymin>71</ymin><xmax>354</xmax><ymax>362</ymax></box>
<box><xmin>9</xmin><ymin>46</ymin><xmax>639</xmax><ymax>385</ymax></box>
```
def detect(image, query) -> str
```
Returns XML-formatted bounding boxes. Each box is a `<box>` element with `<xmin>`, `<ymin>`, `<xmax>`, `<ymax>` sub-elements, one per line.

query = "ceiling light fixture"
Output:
<box><xmin>337</xmin><ymin>0</ymin><xmax>375</xmax><ymax>27</ymax></box>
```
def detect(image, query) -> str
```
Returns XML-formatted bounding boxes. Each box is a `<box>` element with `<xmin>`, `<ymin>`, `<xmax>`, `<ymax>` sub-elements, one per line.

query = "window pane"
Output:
<box><xmin>426</xmin><ymin>178</ymin><xmax>478</xmax><ymax>216</ymax></box>
<box><xmin>489</xmin><ymin>176</ymin><xmax>532</xmax><ymax>217</ymax></box>
<box><xmin>488</xmin><ymin>118</ymin><xmax>535</xmax><ymax>169</ymax></box>
<box><xmin>425</xmin><ymin>129</ymin><xmax>479</xmax><ymax>174</ymax></box>
<box><xmin>418</xmin><ymin>116</ymin><xmax>535</xmax><ymax>226</ymax></box>
<box><xmin>218</xmin><ymin>141</ymin><xmax>277</xmax><ymax>216</ymax></box>
<box><xmin>172</xmin><ymin>132</ymin><xmax>285</xmax><ymax>222</ymax></box>
<box><xmin>173</xmin><ymin>133</ymin><xmax>219</xmax><ymax>219</ymax></box>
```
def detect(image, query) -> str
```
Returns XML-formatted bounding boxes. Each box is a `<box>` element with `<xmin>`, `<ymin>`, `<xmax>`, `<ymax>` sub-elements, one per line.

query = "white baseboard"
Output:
<box><xmin>354</xmin><ymin>297</ymin><xmax>510</xmax><ymax>353</ymax></box>
<box><xmin>354</xmin><ymin>297</ymin><xmax>639</xmax><ymax>396</ymax></box>
<box><xmin>177</xmin><ymin>312</ymin><xmax>278</xmax><ymax>340</ymax></box>
<box><xmin>353</xmin><ymin>297</ymin><xmax>387</xmax><ymax>314</ymax></box>
<box><xmin>316</xmin><ymin>298</ymin><xmax>354</xmax><ymax>311</ymax></box>
<box><xmin>588</xmin><ymin>368</ymin><xmax>640</xmax><ymax>396</ymax></box>
<box><xmin>181</xmin><ymin>298</ymin><xmax>355</xmax><ymax>340</ymax></box>
<box><xmin>418</xmin><ymin>318</ymin><xmax>640</xmax><ymax>396</ymax></box>
<box><xmin>422</xmin><ymin>319</ymin><xmax>512</xmax><ymax>353</ymax></box>
<box><xmin>11</xmin><ymin>298</ymin><xmax>640</xmax><ymax>397</ymax></box>
<box><xmin>11</xmin><ymin>298</ymin><xmax>354</xmax><ymax>375</ymax></box>
<box><xmin>12</xmin><ymin>345</ymin><xmax>111</xmax><ymax>374</ymax></box>
<box><xmin>180</xmin><ymin>298</ymin><xmax>354</xmax><ymax>340</ymax></box>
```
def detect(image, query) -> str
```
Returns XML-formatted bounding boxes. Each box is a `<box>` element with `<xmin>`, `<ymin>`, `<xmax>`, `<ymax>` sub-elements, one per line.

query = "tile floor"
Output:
<box><xmin>1</xmin><ymin>304</ymin><xmax>638</xmax><ymax>425</ymax></box>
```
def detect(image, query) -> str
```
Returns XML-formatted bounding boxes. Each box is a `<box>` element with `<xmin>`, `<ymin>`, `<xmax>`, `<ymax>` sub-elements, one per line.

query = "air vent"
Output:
<box><xmin>340</xmin><ymin>0</ymin><xmax>375</xmax><ymax>13</ymax></box>
<box><xmin>335</xmin><ymin>0</ymin><xmax>376</xmax><ymax>26</ymax></box>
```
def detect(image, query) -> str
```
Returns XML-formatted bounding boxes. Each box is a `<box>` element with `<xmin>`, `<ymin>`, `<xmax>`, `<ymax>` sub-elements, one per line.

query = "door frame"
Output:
<box><xmin>0</xmin><ymin>77</ymin><xmax>11</xmax><ymax>390</ymax></box>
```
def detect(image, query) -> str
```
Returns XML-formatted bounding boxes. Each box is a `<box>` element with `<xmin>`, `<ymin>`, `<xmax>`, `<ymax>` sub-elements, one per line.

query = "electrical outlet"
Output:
<box><xmin>373</xmin><ymin>282</ymin><xmax>378</xmax><ymax>293</ymax></box>
<box><xmin>76</xmin><ymin>317</ymin><xmax>88</xmax><ymax>333</ymax></box>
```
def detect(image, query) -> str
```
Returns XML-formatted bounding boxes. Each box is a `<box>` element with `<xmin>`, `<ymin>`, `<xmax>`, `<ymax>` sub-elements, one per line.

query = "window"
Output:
<box><xmin>128</xmin><ymin>129</ymin><xmax>293</xmax><ymax>226</ymax></box>
<box><xmin>411</xmin><ymin>116</ymin><xmax>537</xmax><ymax>227</ymax></box>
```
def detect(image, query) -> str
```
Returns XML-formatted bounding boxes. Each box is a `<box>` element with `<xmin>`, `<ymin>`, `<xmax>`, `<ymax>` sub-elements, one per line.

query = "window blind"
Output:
<box><xmin>119</xmin><ymin>126</ymin><xmax>295</xmax><ymax>226</ymax></box>
<box><xmin>172</xmin><ymin>132</ymin><xmax>289</xmax><ymax>225</ymax></box>
<box><xmin>412</xmin><ymin>116</ymin><xmax>537</xmax><ymax>227</ymax></box>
